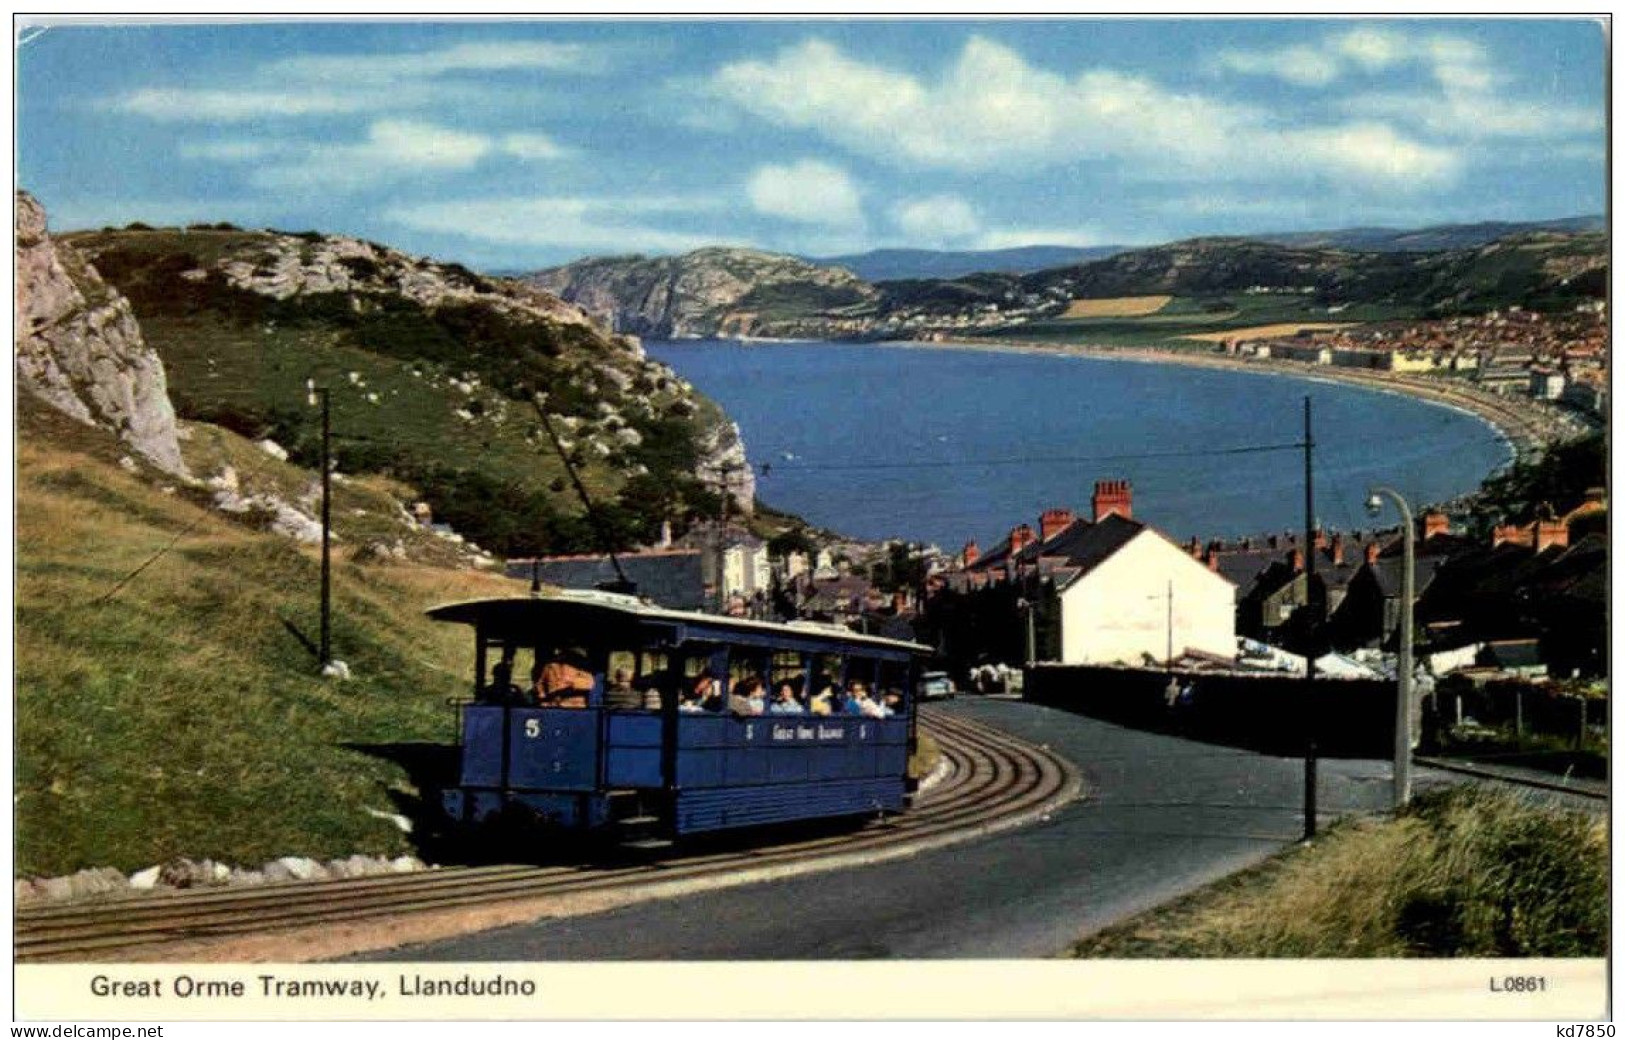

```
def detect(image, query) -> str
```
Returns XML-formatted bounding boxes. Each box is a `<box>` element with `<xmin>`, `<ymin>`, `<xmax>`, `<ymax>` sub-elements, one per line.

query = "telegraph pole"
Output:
<box><xmin>1165</xmin><ymin>580</ymin><xmax>1174</xmax><ymax>669</ymax></box>
<box><xmin>1302</xmin><ymin>395</ymin><xmax>1317</xmax><ymax>841</ymax></box>
<box><xmin>306</xmin><ymin>380</ymin><xmax>332</xmax><ymax>669</ymax></box>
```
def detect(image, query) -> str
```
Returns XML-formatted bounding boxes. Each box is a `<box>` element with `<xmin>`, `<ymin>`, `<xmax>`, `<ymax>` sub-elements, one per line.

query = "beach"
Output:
<box><xmin>889</xmin><ymin>337</ymin><xmax>1597</xmax><ymax>464</ymax></box>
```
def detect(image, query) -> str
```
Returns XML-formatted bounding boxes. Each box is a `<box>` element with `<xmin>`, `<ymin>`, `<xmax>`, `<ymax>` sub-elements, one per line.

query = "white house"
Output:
<box><xmin>1053</xmin><ymin>514</ymin><xmax>1237</xmax><ymax>665</ymax></box>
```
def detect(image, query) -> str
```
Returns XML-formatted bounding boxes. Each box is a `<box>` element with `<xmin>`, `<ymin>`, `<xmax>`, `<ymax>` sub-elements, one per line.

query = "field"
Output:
<box><xmin>15</xmin><ymin>399</ymin><xmax>519</xmax><ymax>877</ymax></box>
<box><xmin>1183</xmin><ymin>321</ymin><xmax>1358</xmax><ymax>342</ymax></box>
<box><xmin>1070</xmin><ymin>786</ymin><xmax>1606</xmax><ymax>958</ymax></box>
<box><xmin>986</xmin><ymin>293</ymin><xmax>1415</xmax><ymax>350</ymax></box>
<box><xmin>1061</xmin><ymin>295</ymin><xmax>1172</xmax><ymax>319</ymax></box>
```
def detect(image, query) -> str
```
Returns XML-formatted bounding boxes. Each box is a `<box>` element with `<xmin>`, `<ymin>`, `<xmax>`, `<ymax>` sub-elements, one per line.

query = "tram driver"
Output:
<box><xmin>534</xmin><ymin>648</ymin><xmax>594</xmax><ymax>708</ymax></box>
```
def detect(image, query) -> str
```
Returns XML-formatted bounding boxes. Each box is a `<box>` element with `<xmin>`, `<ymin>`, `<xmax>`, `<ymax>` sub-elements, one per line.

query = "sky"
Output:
<box><xmin>15</xmin><ymin>18</ymin><xmax>1608</xmax><ymax>270</ymax></box>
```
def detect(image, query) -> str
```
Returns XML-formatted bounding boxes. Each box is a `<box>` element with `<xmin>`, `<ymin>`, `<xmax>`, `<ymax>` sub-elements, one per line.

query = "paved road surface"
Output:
<box><xmin>354</xmin><ymin>698</ymin><xmax>1438</xmax><ymax>961</ymax></box>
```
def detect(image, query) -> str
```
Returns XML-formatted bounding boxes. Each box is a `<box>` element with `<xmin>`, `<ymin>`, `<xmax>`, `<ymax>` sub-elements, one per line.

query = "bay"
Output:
<box><xmin>647</xmin><ymin>340</ymin><xmax>1512</xmax><ymax>552</ymax></box>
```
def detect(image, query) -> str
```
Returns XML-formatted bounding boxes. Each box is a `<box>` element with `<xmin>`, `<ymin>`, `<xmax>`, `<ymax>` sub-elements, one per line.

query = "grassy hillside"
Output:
<box><xmin>1071</xmin><ymin>786</ymin><xmax>1606</xmax><ymax>958</ymax></box>
<box><xmin>67</xmin><ymin>225</ymin><xmax>732</xmax><ymax>558</ymax></box>
<box><xmin>995</xmin><ymin>292</ymin><xmax>1412</xmax><ymax>349</ymax></box>
<box><xmin>16</xmin><ymin>398</ymin><xmax>520</xmax><ymax>876</ymax></box>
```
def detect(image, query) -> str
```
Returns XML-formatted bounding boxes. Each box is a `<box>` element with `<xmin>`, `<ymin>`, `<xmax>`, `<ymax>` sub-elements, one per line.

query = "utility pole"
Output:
<box><xmin>1302</xmin><ymin>395</ymin><xmax>1317</xmax><ymax>841</ymax></box>
<box><xmin>306</xmin><ymin>380</ymin><xmax>332</xmax><ymax>670</ymax></box>
<box><xmin>1165</xmin><ymin>579</ymin><xmax>1174</xmax><ymax>669</ymax></box>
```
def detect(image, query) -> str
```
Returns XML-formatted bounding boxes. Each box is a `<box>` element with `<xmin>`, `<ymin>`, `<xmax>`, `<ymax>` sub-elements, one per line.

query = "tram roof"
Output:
<box><xmin>426</xmin><ymin>588</ymin><xmax>931</xmax><ymax>655</ymax></box>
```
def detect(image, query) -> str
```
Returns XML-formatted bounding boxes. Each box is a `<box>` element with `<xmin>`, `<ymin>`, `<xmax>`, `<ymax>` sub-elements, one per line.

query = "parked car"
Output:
<box><xmin>918</xmin><ymin>671</ymin><xmax>956</xmax><ymax>701</ymax></box>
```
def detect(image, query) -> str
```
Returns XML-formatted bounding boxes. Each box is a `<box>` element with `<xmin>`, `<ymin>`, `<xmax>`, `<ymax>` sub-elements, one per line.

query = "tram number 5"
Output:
<box><xmin>524</xmin><ymin>718</ymin><xmax>541</xmax><ymax>739</ymax></box>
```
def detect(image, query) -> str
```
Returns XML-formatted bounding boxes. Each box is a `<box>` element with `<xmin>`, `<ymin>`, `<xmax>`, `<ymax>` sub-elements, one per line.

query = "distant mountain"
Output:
<box><xmin>521</xmin><ymin>223</ymin><xmax>1607</xmax><ymax>343</ymax></box>
<box><xmin>526</xmin><ymin>247</ymin><xmax>878</xmax><ymax>338</ymax></box>
<box><xmin>812</xmin><ymin>245</ymin><xmax>1126</xmax><ymax>281</ymax></box>
<box><xmin>1253</xmin><ymin>217</ymin><xmax>1605</xmax><ymax>253</ymax></box>
<box><xmin>1006</xmin><ymin>231</ymin><xmax>1607</xmax><ymax>313</ymax></box>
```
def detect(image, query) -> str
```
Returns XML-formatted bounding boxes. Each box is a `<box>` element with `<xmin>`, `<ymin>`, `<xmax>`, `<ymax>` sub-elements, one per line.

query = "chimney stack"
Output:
<box><xmin>1364</xmin><ymin>542</ymin><xmax>1380</xmax><ymax>565</ymax></box>
<box><xmin>1533</xmin><ymin>519</ymin><xmax>1569</xmax><ymax>553</ymax></box>
<box><xmin>1422</xmin><ymin>512</ymin><xmax>1450</xmax><ymax>540</ymax></box>
<box><xmin>1187</xmin><ymin>536</ymin><xmax>1202</xmax><ymax>558</ymax></box>
<box><xmin>962</xmin><ymin>540</ymin><xmax>980</xmax><ymax>567</ymax></box>
<box><xmin>1492</xmin><ymin>524</ymin><xmax>1529</xmax><ymax>549</ymax></box>
<box><xmin>1040</xmin><ymin>507</ymin><xmax>1076</xmax><ymax>543</ymax></box>
<box><xmin>1314</xmin><ymin>528</ymin><xmax>1328</xmax><ymax>550</ymax></box>
<box><xmin>1291</xmin><ymin>548</ymin><xmax>1305</xmax><ymax>573</ymax></box>
<box><xmin>1331</xmin><ymin>533</ymin><xmax>1344</xmax><ymax>567</ymax></box>
<box><xmin>1009</xmin><ymin>524</ymin><xmax>1036</xmax><ymax>555</ymax></box>
<box><xmin>1091</xmin><ymin>479</ymin><xmax>1133</xmax><ymax>521</ymax></box>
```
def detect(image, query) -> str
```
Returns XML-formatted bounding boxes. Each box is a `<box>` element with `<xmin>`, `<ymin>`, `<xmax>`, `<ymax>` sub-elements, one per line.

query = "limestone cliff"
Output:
<box><xmin>15</xmin><ymin>192</ymin><xmax>187</xmax><ymax>476</ymax></box>
<box><xmin>527</xmin><ymin>247</ymin><xmax>878</xmax><ymax>339</ymax></box>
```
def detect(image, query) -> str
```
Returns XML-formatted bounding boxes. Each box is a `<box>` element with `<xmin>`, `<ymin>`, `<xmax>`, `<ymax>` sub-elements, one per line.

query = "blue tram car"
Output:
<box><xmin>429</xmin><ymin>590</ymin><xmax>928</xmax><ymax>844</ymax></box>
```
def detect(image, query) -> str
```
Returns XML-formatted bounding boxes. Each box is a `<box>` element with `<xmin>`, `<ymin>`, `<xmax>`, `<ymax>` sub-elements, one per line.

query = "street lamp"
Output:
<box><xmin>1367</xmin><ymin>486</ymin><xmax>1415</xmax><ymax>808</ymax></box>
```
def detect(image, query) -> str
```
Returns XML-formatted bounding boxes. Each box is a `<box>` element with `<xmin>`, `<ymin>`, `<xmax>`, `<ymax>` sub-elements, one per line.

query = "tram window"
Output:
<box><xmin>769</xmin><ymin>651</ymin><xmax>807</xmax><ymax>714</ymax></box>
<box><xmin>727</xmin><ymin>650</ymin><xmax>769</xmax><ymax>716</ymax></box>
<box><xmin>604</xmin><ymin>650</ymin><xmax>644</xmax><ymax>711</ymax></box>
<box><xmin>481</xmin><ymin>643</ymin><xmax>523</xmax><ymax>704</ymax></box>
<box><xmin>878</xmin><ymin>660</ymin><xmax>909</xmax><ymax>717</ymax></box>
<box><xmin>637</xmin><ymin>650</ymin><xmax>672</xmax><ymax>711</ymax></box>
<box><xmin>808</xmin><ymin>653</ymin><xmax>844</xmax><ymax>716</ymax></box>
<box><xmin>679</xmin><ymin>652</ymin><xmax>722</xmax><ymax>713</ymax></box>
<box><xmin>845</xmin><ymin>658</ymin><xmax>881</xmax><ymax>716</ymax></box>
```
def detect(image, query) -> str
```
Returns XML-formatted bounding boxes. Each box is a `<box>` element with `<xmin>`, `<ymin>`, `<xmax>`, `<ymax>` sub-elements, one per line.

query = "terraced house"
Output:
<box><xmin>937</xmin><ymin>480</ymin><xmax>1236</xmax><ymax>667</ymax></box>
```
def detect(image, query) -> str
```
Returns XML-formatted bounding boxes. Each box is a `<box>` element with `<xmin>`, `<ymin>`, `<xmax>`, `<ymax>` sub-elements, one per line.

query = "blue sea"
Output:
<box><xmin>647</xmin><ymin>340</ymin><xmax>1512</xmax><ymax>552</ymax></box>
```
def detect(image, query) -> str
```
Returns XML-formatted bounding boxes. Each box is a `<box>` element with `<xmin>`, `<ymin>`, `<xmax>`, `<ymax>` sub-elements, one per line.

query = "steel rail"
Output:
<box><xmin>16</xmin><ymin>709</ymin><xmax>1078</xmax><ymax>962</ymax></box>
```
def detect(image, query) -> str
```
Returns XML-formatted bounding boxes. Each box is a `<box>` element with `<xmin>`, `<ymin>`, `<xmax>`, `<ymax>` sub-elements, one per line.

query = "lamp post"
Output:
<box><xmin>1367</xmin><ymin>485</ymin><xmax>1415</xmax><ymax>808</ymax></box>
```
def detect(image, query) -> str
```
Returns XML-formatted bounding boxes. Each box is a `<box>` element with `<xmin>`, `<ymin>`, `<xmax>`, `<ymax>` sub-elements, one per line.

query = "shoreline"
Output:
<box><xmin>878</xmin><ymin>335</ymin><xmax>1597</xmax><ymax>466</ymax></box>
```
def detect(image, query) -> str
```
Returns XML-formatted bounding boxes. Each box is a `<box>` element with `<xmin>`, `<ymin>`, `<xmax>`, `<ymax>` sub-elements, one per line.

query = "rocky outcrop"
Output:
<box><xmin>212</xmin><ymin>231</ymin><xmax>604</xmax><ymax>333</ymax></box>
<box><xmin>527</xmin><ymin>247</ymin><xmax>878</xmax><ymax>338</ymax></box>
<box><xmin>16</xmin><ymin>191</ymin><xmax>187</xmax><ymax>476</ymax></box>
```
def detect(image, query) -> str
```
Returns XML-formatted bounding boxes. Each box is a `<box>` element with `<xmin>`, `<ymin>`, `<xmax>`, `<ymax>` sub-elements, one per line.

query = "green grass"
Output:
<box><xmin>1070</xmin><ymin>786</ymin><xmax>1607</xmax><ymax>958</ymax></box>
<box><xmin>63</xmin><ymin>227</ymin><xmax>728</xmax><ymax>558</ymax></box>
<box><xmin>982</xmin><ymin>294</ymin><xmax>1419</xmax><ymax>348</ymax></box>
<box><xmin>16</xmin><ymin>401</ymin><xmax>521</xmax><ymax>876</ymax></box>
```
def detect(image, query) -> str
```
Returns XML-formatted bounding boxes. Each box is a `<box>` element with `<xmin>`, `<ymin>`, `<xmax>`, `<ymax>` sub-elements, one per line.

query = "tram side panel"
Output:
<box><xmin>670</xmin><ymin>714</ymin><xmax>910</xmax><ymax>835</ymax></box>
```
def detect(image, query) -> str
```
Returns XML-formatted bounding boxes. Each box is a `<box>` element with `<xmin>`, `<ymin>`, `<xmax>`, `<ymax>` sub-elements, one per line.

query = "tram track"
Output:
<box><xmin>15</xmin><ymin>707</ymin><xmax>1080</xmax><ymax>963</ymax></box>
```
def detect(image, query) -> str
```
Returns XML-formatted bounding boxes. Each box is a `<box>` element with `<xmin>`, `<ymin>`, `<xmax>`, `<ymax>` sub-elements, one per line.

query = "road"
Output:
<box><xmin>353</xmin><ymin>697</ymin><xmax>1429</xmax><ymax>961</ymax></box>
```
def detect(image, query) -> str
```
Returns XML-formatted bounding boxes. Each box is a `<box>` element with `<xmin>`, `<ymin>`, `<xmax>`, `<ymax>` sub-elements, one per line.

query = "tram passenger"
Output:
<box><xmin>678</xmin><ymin>687</ymin><xmax>706</xmax><ymax>713</ymax></box>
<box><xmin>809</xmin><ymin>676</ymin><xmax>838</xmax><ymax>716</ymax></box>
<box><xmin>768</xmin><ymin>681</ymin><xmax>806</xmax><ymax>715</ymax></box>
<box><xmin>534</xmin><ymin>649</ymin><xmax>593</xmax><ymax>708</ymax></box>
<box><xmin>691</xmin><ymin>673</ymin><xmax>723</xmax><ymax>712</ymax></box>
<box><xmin>483</xmin><ymin>651</ymin><xmax>521</xmax><ymax>704</ymax></box>
<box><xmin>729</xmin><ymin>675</ymin><xmax>766</xmax><ymax>716</ymax></box>
<box><xmin>880</xmin><ymin>690</ymin><xmax>904</xmax><ymax>717</ymax></box>
<box><xmin>604</xmin><ymin>668</ymin><xmax>643</xmax><ymax>711</ymax></box>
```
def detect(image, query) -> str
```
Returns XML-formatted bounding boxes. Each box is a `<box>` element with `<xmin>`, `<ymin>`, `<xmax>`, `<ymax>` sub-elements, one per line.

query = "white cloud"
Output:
<box><xmin>1289</xmin><ymin>122</ymin><xmax>1461</xmax><ymax>185</ymax></box>
<box><xmin>1347</xmin><ymin>91</ymin><xmax>1602</xmax><ymax>141</ymax></box>
<box><xmin>118</xmin><ymin>88</ymin><xmax>369</xmax><ymax>122</ymax></box>
<box><xmin>270</xmin><ymin>41</ymin><xmax>607</xmax><ymax>84</ymax></box>
<box><xmin>386</xmin><ymin>196</ymin><xmax>736</xmax><ymax>255</ymax></box>
<box><xmin>1214</xmin><ymin>44</ymin><xmax>1339</xmax><ymax>88</ymax></box>
<box><xmin>746</xmin><ymin>160</ymin><xmax>863</xmax><ymax>227</ymax></box>
<box><xmin>184</xmin><ymin>120</ymin><xmax>575</xmax><ymax>193</ymax></box>
<box><xmin>972</xmin><ymin>226</ymin><xmax>1115</xmax><ymax>250</ymax></box>
<box><xmin>501</xmin><ymin>132</ymin><xmax>574</xmax><ymax>161</ymax></box>
<box><xmin>710</xmin><ymin>37</ymin><xmax>1456</xmax><ymax>189</ymax></box>
<box><xmin>891</xmin><ymin>195</ymin><xmax>981</xmax><ymax>246</ymax></box>
<box><xmin>1216</xmin><ymin>28</ymin><xmax>1495</xmax><ymax>90</ymax></box>
<box><xmin>116</xmin><ymin>41</ymin><xmax>608</xmax><ymax>124</ymax></box>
